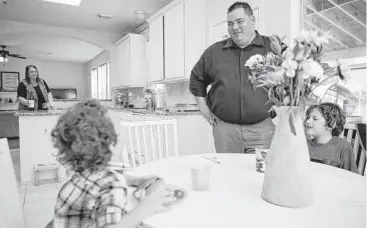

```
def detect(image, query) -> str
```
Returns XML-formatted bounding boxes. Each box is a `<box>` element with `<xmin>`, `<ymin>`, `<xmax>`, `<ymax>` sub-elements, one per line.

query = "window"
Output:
<box><xmin>91</xmin><ymin>62</ymin><xmax>110</xmax><ymax>99</ymax></box>
<box><xmin>302</xmin><ymin>0</ymin><xmax>366</xmax><ymax>52</ymax></box>
<box><xmin>302</xmin><ymin>0</ymin><xmax>366</xmax><ymax>118</ymax></box>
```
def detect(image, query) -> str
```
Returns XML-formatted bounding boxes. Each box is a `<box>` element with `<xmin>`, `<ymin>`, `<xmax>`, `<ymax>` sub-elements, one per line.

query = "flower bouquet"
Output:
<box><xmin>245</xmin><ymin>29</ymin><xmax>354</xmax><ymax>208</ymax></box>
<box><xmin>246</xmin><ymin>29</ymin><xmax>353</xmax><ymax>135</ymax></box>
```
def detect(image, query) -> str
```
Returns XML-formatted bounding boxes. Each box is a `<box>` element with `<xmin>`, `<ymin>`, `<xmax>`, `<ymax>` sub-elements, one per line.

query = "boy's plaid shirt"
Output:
<box><xmin>53</xmin><ymin>168</ymin><xmax>127</xmax><ymax>228</ymax></box>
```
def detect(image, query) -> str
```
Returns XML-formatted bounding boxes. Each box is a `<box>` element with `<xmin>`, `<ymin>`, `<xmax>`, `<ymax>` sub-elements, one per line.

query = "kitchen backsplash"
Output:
<box><xmin>165</xmin><ymin>81</ymin><xmax>195</xmax><ymax>106</ymax></box>
<box><xmin>114</xmin><ymin>81</ymin><xmax>195</xmax><ymax>107</ymax></box>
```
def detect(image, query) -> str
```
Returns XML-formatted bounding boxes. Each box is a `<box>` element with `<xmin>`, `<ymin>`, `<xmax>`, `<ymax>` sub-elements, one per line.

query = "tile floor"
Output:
<box><xmin>9</xmin><ymin>138</ymin><xmax>61</xmax><ymax>228</ymax></box>
<box><xmin>18</xmin><ymin>178</ymin><xmax>67</xmax><ymax>228</ymax></box>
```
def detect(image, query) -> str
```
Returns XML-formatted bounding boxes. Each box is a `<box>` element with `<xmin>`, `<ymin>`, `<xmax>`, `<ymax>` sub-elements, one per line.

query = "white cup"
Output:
<box><xmin>28</xmin><ymin>100</ymin><xmax>34</xmax><ymax>108</ymax></box>
<box><xmin>191</xmin><ymin>165</ymin><xmax>211</xmax><ymax>191</ymax></box>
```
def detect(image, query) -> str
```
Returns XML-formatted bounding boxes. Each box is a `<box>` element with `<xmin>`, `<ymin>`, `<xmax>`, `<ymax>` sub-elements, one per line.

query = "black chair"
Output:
<box><xmin>355</xmin><ymin>123</ymin><xmax>366</xmax><ymax>175</ymax></box>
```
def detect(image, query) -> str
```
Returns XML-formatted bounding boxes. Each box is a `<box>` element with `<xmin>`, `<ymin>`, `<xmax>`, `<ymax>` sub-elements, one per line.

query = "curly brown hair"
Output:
<box><xmin>51</xmin><ymin>99</ymin><xmax>117</xmax><ymax>172</ymax></box>
<box><xmin>305</xmin><ymin>102</ymin><xmax>346</xmax><ymax>137</ymax></box>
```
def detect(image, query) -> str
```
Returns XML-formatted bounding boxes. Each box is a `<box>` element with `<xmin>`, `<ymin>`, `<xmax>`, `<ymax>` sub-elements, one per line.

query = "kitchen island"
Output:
<box><xmin>15</xmin><ymin>107</ymin><xmax>214</xmax><ymax>182</ymax></box>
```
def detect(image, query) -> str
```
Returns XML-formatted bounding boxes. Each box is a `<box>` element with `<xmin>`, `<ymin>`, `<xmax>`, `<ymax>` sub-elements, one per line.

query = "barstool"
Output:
<box><xmin>34</xmin><ymin>163</ymin><xmax>61</xmax><ymax>186</ymax></box>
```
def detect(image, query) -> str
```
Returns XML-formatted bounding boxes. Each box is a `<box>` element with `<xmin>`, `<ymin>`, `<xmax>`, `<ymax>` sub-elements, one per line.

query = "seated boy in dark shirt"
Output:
<box><xmin>304</xmin><ymin>102</ymin><xmax>358</xmax><ymax>174</ymax></box>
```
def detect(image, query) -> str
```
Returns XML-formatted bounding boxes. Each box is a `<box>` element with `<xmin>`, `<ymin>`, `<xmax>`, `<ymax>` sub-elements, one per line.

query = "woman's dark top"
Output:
<box><xmin>17</xmin><ymin>80</ymin><xmax>50</xmax><ymax>109</ymax></box>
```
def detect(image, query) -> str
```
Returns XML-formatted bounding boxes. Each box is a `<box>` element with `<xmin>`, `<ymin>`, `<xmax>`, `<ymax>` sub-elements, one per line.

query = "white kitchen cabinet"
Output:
<box><xmin>164</xmin><ymin>1</ymin><xmax>185</xmax><ymax>79</ymax></box>
<box><xmin>115</xmin><ymin>33</ymin><xmax>147</xmax><ymax>87</ymax></box>
<box><xmin>184</xmin><ymin>0</ymin><xmax>207</xmax><ymax>79</ymax></box>
<box><xmin>147</xmin><ymin>15</ymin><xmax>164</xmax><ymax>82</ymax></box>
<box><xmin>110</xmin><ymin>48</ymin><xmax>122</xmax><ymax>89</ymax></box>
<box><xmin>146</xmin><ymin>0</ymin><xmax>207</xmax><ymax>81</ymax></box>
<box><xmin>163</xmin><ymin>114</ymin><xmax>215</xmax><ymax>155</ymax></box>
<box><xmin>19</xmin><ymin>115</ymin><xmax>67</xmax><ymax>182</ymax></box>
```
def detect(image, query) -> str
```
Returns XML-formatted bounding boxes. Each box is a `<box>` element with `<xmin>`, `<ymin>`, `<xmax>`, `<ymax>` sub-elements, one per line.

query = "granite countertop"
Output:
<box><xmin>14</xmin><ymin>109</ymin><xmax>68</xmax><ymax>116</ymax></box>
<box><xmin>0</xmin><ymin>110</ymin><xmax>17</xmax><ymax>115</ymax></box>
<box><xmin>109</xmin><ymin>106</ymin><xmax>201</xmax><ymax>116</ymax></box>
<box><xmin>54</xmin><ymin>99</ymin><xmax>112</xmax><ymax>101</ymax></box>
<box><xmin>14</xmin><ymin>107</ymin><xmax>201</xmax><ymax>117</ymax></box>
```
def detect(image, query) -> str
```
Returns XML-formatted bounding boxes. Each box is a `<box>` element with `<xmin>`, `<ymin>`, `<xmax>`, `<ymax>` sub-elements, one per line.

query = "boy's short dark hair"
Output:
<box><xmin>305</xmin><ymin>102</ymin><xmax>346</xmax><ymax>137</ymax></box>
<box><xmin>227</xmin><ymin>1</ymin><xmax>253</xmax><ymax>16</ymax></box>
<box><xmin>51</xmin><ymin>99</ymin><xmax>117</xmax><ymax>172</ymax></box>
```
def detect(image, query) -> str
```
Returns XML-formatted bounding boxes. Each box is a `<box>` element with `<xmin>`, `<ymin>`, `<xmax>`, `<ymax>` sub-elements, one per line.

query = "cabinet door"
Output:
<box><xmin>184</xmin><ymin>0</ymin><xmax>207</xmax><ymax>79</ymax></box>
<box><xmin>119</xmin><ymin>38</ymin><xmax>131</xmax><ymax>86</ymax></box>
<box><xmin>19</xmin><ymin>116</ymin><xmax>66</xmax><ymax>181</ymax></box>
<box><xmin>164</xmin><ymin>1</ymin><xmax>185</xmax><ymax>79</ymax></box>
<box><xmin>130</xmin><ymin>35</ymin><xmax>147</xmax><ymax>86</ymax></box>
<box><xmin>148</xmin><ymin>15</ymin><xmax>164</xmax><ymax>82</ymax></box>
<box><xmin>110</xmin><ymin>47</ymin><xmax>122</xmax><ymax>89</ymax></box>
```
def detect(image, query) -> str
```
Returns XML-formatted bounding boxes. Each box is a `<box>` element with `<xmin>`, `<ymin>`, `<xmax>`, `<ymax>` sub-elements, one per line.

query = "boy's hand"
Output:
<box><xmin>139</xmin><ymin>185</ymin><xmax>175</xmax><ymax>215</ymax></box>
<box><xmin>135</xmin><ymin>175</ymin><xmax>165</xmax><ymax>193</ymax></box>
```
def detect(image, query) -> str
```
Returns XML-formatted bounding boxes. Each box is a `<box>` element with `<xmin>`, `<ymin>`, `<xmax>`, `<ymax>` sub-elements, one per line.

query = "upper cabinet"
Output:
<box><xmin>164</xmin><ymin>1</ymin><xmax>185</xmax><ymax>79</ymax></box>
<box><xmin>110</xmin><ymin>48</ymin><xmax>122</xmax><ymax>89</ymax></box>
<box><xmin>146</xmin><ymin>0</ymin><xmax>207</xmax><ymax>82</ymax></box>
<box><xmin>147</xmin><ymin>15</ymin><xmax>164</xmax><ymax>82</ymax></box>
<box><xmin>184</xmin><ymin>0</ymin><xmax>207</xmax><ymax>80</ymax></box>
<box><xmin>115</xmin><ymin>33</ymin><xmax>147</xmax><ymax>87</ymax></box>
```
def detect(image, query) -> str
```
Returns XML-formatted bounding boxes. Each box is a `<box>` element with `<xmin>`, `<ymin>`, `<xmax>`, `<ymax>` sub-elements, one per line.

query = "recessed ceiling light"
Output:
<box><xmin>135</xmin><ymin>10</ymin><xmax>146</xmax><ymax>20</ymax></box>
<box><xmin>39</xmin><ymin>0</ymin><xmax>83</xmax><ymax>6</ymax></box>
<box><xmin>39</xmin><ymin>51</ymin><xmax>52</xmax><ymax>55</ymax></box>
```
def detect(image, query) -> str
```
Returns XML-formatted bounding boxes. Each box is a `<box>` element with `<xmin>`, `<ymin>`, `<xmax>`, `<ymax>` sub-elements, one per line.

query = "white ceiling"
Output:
<box><xmin>0</xmin><ymin>31</ymin><xmax>103</xmax><ymax>63</ymax></box>
<box><xmin>0</xmin><ymin>0</ymin><xmax>174</xmax><ymax>63</ymax></box>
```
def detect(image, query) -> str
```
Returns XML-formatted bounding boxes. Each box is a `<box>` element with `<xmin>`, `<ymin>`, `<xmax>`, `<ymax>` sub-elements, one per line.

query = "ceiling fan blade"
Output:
<box><xmin>8</xmin><ymin>54</ymin><xmax>27</xmax><ymax>59</ymax></box>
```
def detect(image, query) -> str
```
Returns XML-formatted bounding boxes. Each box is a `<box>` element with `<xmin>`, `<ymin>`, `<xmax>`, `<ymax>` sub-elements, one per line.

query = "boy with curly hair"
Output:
<box><xmin>304</xmin><ymin>102</ymin><xmax>358</xmax><ymax>173</ymax></box>
<box><xmin>50</xmin><ymin>99</ymin><xmax>174</xmax><ymax>228</ymax></box>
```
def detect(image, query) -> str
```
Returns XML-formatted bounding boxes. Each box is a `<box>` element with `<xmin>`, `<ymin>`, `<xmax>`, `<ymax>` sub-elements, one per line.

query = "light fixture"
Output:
<box><xmin>135</xmin><ymin>10</ymin><xmax>146</xmax><ymax>20</ymax></box>
<box><xmin>0</xmin><ymin>55</ymin><xmax>8</xmax><ymax>63</ymax></box>
<box><xmin>39</xmin><ymin>0</ymin><xmax>83</xmax><ymax>6</ymax></box>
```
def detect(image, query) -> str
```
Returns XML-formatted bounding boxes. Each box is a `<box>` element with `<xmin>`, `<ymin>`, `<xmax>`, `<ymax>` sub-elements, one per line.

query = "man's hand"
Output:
<box><xmin>200</xmin><ymin>105</ymin><xmax>217</xmax><ymax>126</ymax></box>
<box><xmin>194</xmin><ymin>96</ymin><xmax>217</xmax><ymax>126</ymax></box>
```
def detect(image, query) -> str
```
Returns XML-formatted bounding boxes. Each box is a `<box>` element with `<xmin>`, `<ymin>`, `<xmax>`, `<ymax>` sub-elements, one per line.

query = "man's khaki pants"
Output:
<box><xmin>213</xmin><ymin>118</ymin><xmax>275</xmax><ymax>153</ymax></box>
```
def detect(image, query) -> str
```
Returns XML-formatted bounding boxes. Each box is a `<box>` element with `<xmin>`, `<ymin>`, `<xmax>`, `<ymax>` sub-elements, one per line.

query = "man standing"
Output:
<box><xmin>190</xmin><ymin>2</ymin><xmax>285</xmax><ymax>153</ymax></box>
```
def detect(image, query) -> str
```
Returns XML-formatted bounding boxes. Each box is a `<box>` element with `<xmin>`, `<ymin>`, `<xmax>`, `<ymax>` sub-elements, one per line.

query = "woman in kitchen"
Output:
<box><xmin>17</xmin><ymin>65</ymin><xmax>55</xmax><ymax>110</ymax></box>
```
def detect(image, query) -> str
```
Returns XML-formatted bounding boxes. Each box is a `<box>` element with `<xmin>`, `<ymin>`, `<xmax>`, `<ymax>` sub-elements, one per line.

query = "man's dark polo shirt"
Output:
<box><xmin>190</xmin><ymin>31</ymin><xmax>276</xmax><ymax>125</ymax></box>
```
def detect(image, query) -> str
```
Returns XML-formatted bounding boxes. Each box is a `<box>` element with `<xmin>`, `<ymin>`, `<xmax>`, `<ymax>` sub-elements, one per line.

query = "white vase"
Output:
<box><xmin>262</xmin><ymin>106</ymin><xmax>313</xmax><ymax>208</ymax></box>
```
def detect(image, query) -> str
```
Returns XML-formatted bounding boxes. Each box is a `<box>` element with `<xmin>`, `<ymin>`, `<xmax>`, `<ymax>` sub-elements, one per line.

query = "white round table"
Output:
<box><xmin>130</xmin><ymin>154</ymin><xmax>366</xmax><ymax>228</ymax></box>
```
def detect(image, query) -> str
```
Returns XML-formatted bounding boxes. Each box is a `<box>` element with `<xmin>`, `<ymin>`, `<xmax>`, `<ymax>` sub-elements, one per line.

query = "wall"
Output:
<box><xmin>0</xmin><ymin>58</ymin><xmax>87</xmax><ymax>98</ymax></box>
<box><xmin>42</xmin><ymin>61</ymin><xmax>87</xmax><ymax>98</ymax></box>
<box><xmin>85</xmin><ymin>50</ymin><xmax>111</xmax><ymax>98</ymax></box>
<box><xmin>205</xmin><ymin>0</ymin><xmax>302</xmax><ymax>47</ymax></box>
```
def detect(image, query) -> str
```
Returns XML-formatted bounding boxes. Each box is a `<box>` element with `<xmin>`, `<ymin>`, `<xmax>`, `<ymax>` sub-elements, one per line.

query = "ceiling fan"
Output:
<box><xmin>0</xmin><ymin>45</ymin><xmax>27</xmax><ymax>62</ymax></box>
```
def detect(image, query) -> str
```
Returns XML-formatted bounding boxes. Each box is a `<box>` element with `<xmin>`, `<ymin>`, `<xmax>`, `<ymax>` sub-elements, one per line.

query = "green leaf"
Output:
<box><xmin>289</xmin><ymin>112</ymin><xmax>297</xmax><ymax>136</ymax></box>
<box><xmin>299</xmin><ymin>97</ymin><xmax>306</xmax><ymax>112</ymax></box>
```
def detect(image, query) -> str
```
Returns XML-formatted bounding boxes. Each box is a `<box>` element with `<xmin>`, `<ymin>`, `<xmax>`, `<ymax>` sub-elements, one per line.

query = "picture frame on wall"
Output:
<box><xmin>0</xmin><ymin>71</ymin><xmax>20</xmax><ymax>92</ymax></box>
